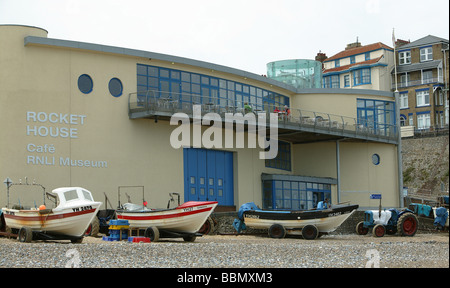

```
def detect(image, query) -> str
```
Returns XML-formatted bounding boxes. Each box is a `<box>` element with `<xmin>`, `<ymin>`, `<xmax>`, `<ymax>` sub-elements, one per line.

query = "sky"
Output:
<box><xmin>1</xmin><ymin>0</ymin><xmax>449</xmax><ymax>75</ymax></box>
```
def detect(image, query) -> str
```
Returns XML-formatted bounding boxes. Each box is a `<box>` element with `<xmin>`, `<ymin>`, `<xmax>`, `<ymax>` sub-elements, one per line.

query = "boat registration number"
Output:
<box><xmin>328</xmin><ymin>212</ymin><xmax>342</xmax><ymax>217</ymax></box>
<box><xmin>72</xmin><ymin>205</ymin><xmax>93</xmax><ymax>212</ymax></box>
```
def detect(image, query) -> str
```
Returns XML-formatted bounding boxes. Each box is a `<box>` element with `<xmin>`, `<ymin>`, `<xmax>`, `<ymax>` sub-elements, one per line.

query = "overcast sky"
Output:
<box><xmin>1</xmin><ymin>0</ymin><xmax>449</xmax><ymax>75</ymax></box>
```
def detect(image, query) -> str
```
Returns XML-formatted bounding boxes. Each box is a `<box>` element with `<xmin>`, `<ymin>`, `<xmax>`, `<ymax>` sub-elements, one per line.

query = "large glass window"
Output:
<box><xmin>137</xmin><ymin>64</ymin><xmax>289</xmax><ymax>111</ymax></box>
<box><xmin>265</xmin><ymin>141</ymin><xmax>291</xmax><ymax>171</ymax></box>
<box><xmin>357</xmin><ymin>98</ymin><xmax>396</xmax><ymax>136</ymax></box>
<box><xmin>262</xmin><ymin>179</ymin><xmax>331</xmax><ymax>210</ymax></box>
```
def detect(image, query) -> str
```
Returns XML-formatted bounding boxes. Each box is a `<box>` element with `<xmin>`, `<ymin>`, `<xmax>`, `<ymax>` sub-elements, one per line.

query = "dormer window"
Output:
<box><xmin>420</xmin><ymin>47</ymin><xmax>433</xmax><ymax>62</ymax></box>
<box><xmin>399</xmin><ymin>50</ymin><xmax>411</xmax><ymax>65</ymax></box>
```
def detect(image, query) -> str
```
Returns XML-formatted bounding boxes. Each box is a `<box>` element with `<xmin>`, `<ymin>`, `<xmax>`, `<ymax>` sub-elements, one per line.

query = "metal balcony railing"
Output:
<box><xmin>392</xmin><ymin>77</ymin><xmax>444</xmax><ymax>89</ymax></box>
<box><xmin>128</xmin><ymin>90</ymin><xmax>399</xmax><ymax>144</ymax></box>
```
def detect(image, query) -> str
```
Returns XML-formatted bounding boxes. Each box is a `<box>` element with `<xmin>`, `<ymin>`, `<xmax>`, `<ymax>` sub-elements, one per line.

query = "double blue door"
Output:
<box><xmin>183</xmin><ymin>148</ymin><xmax>234</xmax><ymax>206</ymax></box>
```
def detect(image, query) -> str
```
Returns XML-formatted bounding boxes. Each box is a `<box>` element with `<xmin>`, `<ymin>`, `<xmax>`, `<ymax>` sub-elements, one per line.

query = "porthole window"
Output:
<box><xmin>109</xmin><ymin>78</ymin><xmax>123</xmax><ymax>97</ymax></box>
<box><xmin>372</xmin><ymin>154</ymin><xmax>380</xmax><ymax>165</ymax></box>
<box><xmin>78</xmin><ymin>74</ymin><xmax>93</xmax><ymax>94</ymax></box>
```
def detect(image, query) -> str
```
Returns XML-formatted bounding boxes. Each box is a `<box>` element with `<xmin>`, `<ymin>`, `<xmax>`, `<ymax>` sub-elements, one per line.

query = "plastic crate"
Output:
<box><xmin>128</xmin><ymin>236</ymin><xmax>151</xmax><ymax>243</ymax></box>
<box><xmin>109</xmin><ymin>219</ymin><xmax>129</xmax><ymax>226</ymax></box>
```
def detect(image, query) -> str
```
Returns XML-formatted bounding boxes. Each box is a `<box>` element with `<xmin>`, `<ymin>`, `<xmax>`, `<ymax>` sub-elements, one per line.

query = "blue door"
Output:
<box><xmin>184</xmin><ymin>148</ymin><xmax>234</xmax><ymax>206</ymax></box>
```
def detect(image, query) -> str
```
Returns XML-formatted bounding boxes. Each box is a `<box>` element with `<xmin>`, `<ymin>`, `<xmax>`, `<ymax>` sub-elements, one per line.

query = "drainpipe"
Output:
<box><xmin>336</xmin><ymin>140</ymin><xmax>341</xmax><ymax>204</ymax></box>
<box><xmin>394</xmin><ymin>91</ymin><xmax>404</xmax><ymax>208</ymax></box>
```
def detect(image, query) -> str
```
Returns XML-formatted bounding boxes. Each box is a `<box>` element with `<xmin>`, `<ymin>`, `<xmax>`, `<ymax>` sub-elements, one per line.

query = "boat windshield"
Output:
<box><xmin>63</xmin><ymin>189</ymin><xmax>79</xmax><ymax>202</ymax></box>
<box><xmin>82</xmin><ymin>189</ymin><xmax>93</xmax><ymax>201</ymax></box>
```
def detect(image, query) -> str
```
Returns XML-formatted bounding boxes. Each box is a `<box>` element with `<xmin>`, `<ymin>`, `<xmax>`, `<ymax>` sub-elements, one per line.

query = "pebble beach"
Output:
<box><xmin>0</xmin><ymin>233</ymin><xmax>448</xmax><ymax>268</ymax></box>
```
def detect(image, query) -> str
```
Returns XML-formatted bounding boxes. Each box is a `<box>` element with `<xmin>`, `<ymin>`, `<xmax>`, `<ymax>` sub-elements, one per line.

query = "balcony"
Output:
<box><xmin>393</xmin><ymin>77</ymin><xmax>444</xmax><ymax>90</ymax></box>
<box><xmin>128</xmin><ymin>90</ymin><xmax>399</xmax><ymax>145</ymax></box>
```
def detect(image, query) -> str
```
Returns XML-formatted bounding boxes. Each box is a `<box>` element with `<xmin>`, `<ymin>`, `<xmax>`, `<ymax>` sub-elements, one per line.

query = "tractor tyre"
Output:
<box><xmin>356</xmin><ymin>221</ymin><xmax>369</xmax><ymax>235</ymax></box>
<box><xmin>372</xmin><ymin>224</ymin><xmax>385</xmax><ymax>237</ymax></box>
<box><xmin>397</xmin><ymin>212</ymin><xmax>418</xmax><ymax>237</ymax></box>
<box><xmin>85</xmin><ymin>217</ymin><xmax>100</xmax><ymax>237</ymax></box>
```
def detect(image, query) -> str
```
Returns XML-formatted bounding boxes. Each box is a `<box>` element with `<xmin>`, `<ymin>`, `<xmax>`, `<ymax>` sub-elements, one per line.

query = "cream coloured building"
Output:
<box><xmin>0</xmin><ymin>25</ymin><xmax>403</xmax><ymax>212</ymax></box>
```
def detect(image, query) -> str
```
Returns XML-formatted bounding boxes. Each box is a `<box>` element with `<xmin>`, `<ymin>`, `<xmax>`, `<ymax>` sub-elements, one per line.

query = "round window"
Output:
<box><xmin>78</xmin><ymin>74</ymin><xmax>93</xmax><ymax>94</ymax></box>
<box><xmin>372</xmin><ymin>154</ymin><xmax>380</xmax><ymax>165</ymax></box>
<box><xmin>109</xmin><ymin>78</ymin><xmax>123</xmax><ymax>97</ymax></box>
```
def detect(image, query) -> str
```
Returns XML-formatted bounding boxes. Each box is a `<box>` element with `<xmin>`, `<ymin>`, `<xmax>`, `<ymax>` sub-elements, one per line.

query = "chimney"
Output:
<box><xmin>315</xmin><ymin>51</ymin><xmax>327</xmax><ymax>62</ymax></box>
<box><xmin>345</xmin><ymin>41</ymin><xmax>362</xmax><ymax>50</ymax></box>
<box><xmin>346</xmin><ymin>37</ymin><xmax>362</xmax><ymax>50</ymax></box>
<box><xmin>395</xmin><ymin>39</ymin><xmax>410</xmax><ymax>48</ymax></box>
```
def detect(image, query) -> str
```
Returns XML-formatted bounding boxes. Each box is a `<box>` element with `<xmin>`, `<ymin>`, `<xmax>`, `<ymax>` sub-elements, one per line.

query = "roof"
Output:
<box><xmin>398</xmin><ymin>35</ymin><xmax>448</xmax><ymax>50</ymax></box>
<box><xmin>393</xmin><ymin>59</ymin><xmax>442</xmax><ymax>74</ymax></box>
<box><xmin>324</xmin><ymin>42</ymin><xmax>393</xmax><ymax>62</ymax></box>
<box><xmin>323</xmin><ymin>56</ymin><xmax>384</xmax><ymax>74</ymax></box>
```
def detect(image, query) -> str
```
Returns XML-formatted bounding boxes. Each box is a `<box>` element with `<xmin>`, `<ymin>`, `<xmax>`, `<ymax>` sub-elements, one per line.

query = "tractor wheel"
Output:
<box><xmin>198</xmin><ymin>217</ymin><xmax>215</xmax><ymax>235</ymax></box>
<box><xmin>145</xmin><ymin>226</ymin><xmax>160</xmax><ymax>242</ymax></box>
<box><xmin>372</xmin><ymin>224</ymin><xmax>385</xmax><ymax>237</ymax></box>
<box><xmin>85</xmin><ymin>217</ymin><xmax>100</xmax><ymax>237</ymax></box>
<box><xmin>397</xmin><ymin>212</ymin><xmax>418</xmax><ymax>237</ymax></box>
<box><xmin>302</xmin><ymin>225</ymin><xmax>318</xmax><ymax>240</ymax></box>
<box><xmin>268</xmin><ymin>224</ymin><xmax>286</xmax><ymax>239</ymax></box>
<box><xmin>18</xmin><ymin>227</ymin><xmax>33</xmax><ymax>243</ymax></box>
<box><xmin>356</xmin><ymin>221</ymin><xmax>369</xmax><ymax>235</ymax></box>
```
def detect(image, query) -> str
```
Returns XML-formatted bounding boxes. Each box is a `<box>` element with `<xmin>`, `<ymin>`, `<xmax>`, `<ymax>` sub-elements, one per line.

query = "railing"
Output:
<box><xmin>392</xmin><ymin>77</ymin><xmax>444</xmax><ymax>89</ymax></box>
<box><xmin>129</xmin><ymin>90</ymin><xmax>399</xmax><ymax>143</ymax></box>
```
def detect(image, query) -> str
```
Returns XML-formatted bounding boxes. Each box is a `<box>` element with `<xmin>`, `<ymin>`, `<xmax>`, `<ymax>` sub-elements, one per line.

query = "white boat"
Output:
<box><xmin>235</xmin><ymin>202</ymin><xmax>359</xmax><ymax>240</ymax></box>
<box><xmin>2</xmin><ymin>187</ymin><xmax>102</xmax><ymax>243</ymax></box>
<box><xmin>116</xmin><ymin>200</ymin><xmax>218</xmax><ymax>242</ymax></box>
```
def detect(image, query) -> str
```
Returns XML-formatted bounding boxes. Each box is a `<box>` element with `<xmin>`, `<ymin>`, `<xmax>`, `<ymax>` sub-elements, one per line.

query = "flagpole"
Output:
<box><xmin>393</xmin><ymin>28</ymin><xmax>398</xmax><ymax>92</ymax></box>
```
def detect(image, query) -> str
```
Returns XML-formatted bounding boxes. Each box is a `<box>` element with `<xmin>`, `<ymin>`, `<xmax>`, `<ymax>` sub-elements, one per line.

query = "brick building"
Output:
<box><xmin>392</xmin><ymin>35</ymin><xmax>449</xmax><ymax>130</ymax></box>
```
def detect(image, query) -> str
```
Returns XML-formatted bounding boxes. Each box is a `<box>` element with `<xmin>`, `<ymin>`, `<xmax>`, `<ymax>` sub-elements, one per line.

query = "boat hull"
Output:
<box><xmin>244</xmin><ymin>204</ymin><xmax>359</xmax><ymax>234</ymax></box>
<box><xmin>117</xmin><ymin>201</ymin><xmax>218</xmax><ymax>234</ymax></box>
<box><xmin>2</xmin><ymin>203</ymin><xmax>101</xmax><ymax>237</ymax></box>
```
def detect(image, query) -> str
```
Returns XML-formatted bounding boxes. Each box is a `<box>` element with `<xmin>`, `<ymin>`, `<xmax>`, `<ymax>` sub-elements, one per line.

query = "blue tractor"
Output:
<box><xmin>356</xmin><ymin>208</ymin><xmax>418</xmax><ymax>237</ymax></box>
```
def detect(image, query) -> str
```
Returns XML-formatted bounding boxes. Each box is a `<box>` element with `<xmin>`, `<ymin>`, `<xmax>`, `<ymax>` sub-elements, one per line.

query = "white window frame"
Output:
<box><xmin>417</xmin><ymin>114</ymin><xmax>430</xmax><ymax>130</ymax></box>
<box><xmin>420</xmin><ymin>47</ymin><xmax>433</xmax><ymax>62</ymax></box>
<box><xmin>399</xmin><ymin>51</ymin><xmax>411</xmax><ymax>65</ymax></box>
<box><xmin>399</xmin><ymin>93</ymin><xmax>408</xmax><ymax>109</ymax></box>
<box><xmin>422</xmin><ymin>70</ymin><xmax>433</xmax><ymax>84</ymax></box>
<box><xmin>400</xmin><ymin>73</ymin><xmax>409</xmax><ymax>87</ymax></box>
<box><xmin>416</xmin><ymin>90</ymin><xmax>430</xmax><ymax>107</ymax></box>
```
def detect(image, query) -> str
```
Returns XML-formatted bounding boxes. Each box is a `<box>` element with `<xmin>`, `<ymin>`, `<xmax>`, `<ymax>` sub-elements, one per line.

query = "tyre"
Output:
<box><xmin>302</xmin><ymin>225</ymin><xmax>318</xmax><ymax>240</ymax></box>
<box><xmin>183</xmin><ymin>235</ymin><xmax>197</xmax><ymax>242</ymax></box>
<box><xmin>71</xmin><ymin>237</ymin><xmax>83</xmax><ymax>244</ymax></box>
<box><xmin>144</xmin><ymin>226</ymin><xmax>160</xmax><ymax>242</ymax></box>
<box><xmin>372</xmin><ymin>224</ymin><xmax>385</xmax><ymax>237</ymax></box>
<box><xmin>18</xmin><ymin>227</ymin><xmax>33</xmax><ymax>243</ymax></box>
<box><xmin>397</xmin><ymin>212</ymin><xmax>418</xmax><ymax>237</ymax></box>
<box><xmin>268</xmin><ymin>224</ymin><xmax>286</xmax><ymax>239</ymax></box>
<box><xmin>198</xmin><ymin>217</ymin><xmax>215</xmax><ymax>235</ymax></box>
<box><xmin>85</xmin><ymin>217</ymin><xmax>100</xmax><ymax>237</ymax></box>
<box><xmin>356</xmin><ymin>221</ymin><xmax>369</xmax><ymax>235</ymax></box>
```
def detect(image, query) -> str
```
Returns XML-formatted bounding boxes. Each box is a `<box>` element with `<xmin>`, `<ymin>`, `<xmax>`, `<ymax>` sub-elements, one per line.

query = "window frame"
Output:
<box><xmin>416</xmin><ymin>89</ymin><xmax>430</xmax><ymax>107</ymax></box>
<box><xmin>420</xmin><ymin>46</ymin><xmax>433</xmax><ymax>62</ymax></box>
<box><xmin>399</xmin><ymin>50</ymin><xmax>411</xmax><ymax>65</ymax></box>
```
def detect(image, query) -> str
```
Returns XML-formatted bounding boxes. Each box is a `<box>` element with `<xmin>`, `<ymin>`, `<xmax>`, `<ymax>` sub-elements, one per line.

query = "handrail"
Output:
<box><xmin>128</xmin><ymin>89</ymin><xmax>398</xmax><ymax>142</ymax></box>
